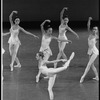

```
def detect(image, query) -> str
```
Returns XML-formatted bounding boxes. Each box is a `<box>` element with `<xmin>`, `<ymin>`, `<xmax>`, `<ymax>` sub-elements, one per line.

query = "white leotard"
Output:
<box><xmin>39</xmin><ymin>35</ymin><xmax>52</xmax><ymax>55</ymax></box>
<box><xmin>88</xmin><ymin>35</ymin><xmax>99</xmax><ymax>55</ymax></box>
<box><xmin>8</xmin><ymin>26</ymin><xmax>21</xmax><ymax>45</ymax></box>
<box><xmin>58</xmin><ymin>25</ymin><xmax>68</xmax><ymax>43</ymax></box>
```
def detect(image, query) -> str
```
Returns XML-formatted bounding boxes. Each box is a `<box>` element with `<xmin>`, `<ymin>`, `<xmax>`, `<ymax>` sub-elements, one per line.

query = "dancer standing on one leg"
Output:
<box><xmin>80</xmin><ymin>17</ymin><xmax>99</xmax><ymax>83</ymax></box>
<box><xmin>36</xmin><ymin>52</ymin><xmax>75</xmax><ymax>100</ymax></box>
<box><xmin>3</xmin><ymin>11</ymin><xmax>39</xmax><ymax>71</ymax></box>
<box><xmin>36</xmin><ymin>19</ymin><xmax>72</xmax><ymax>82</ymax></box>
<box><xmin>54</xmin><ymin>7</ymin><xmax>79</xmax><ymax>68</ymax></box>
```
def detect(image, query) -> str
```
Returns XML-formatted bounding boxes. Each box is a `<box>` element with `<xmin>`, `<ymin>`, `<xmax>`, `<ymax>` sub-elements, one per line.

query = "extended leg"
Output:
<box><xmin>80</xmin><ymin>54</ymin><xmax>98</xmax><ymax>83</ymax></box>
<box><xmin>48</xmin><ymin>52</ymin><xmax>75</xmax><ymax>75</ymax></box>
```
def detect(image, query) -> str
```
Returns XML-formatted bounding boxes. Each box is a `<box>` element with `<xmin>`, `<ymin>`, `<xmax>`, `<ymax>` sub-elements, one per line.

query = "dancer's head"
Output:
<box><xmin>63</xmin><ymin>17</ymin><xmax>69</xmax><ymax>24</ymax></box>
<box><xmin>44</xmin><ymin>21</ymin><xmax>52</xmax><ymax>35</ymax></box>
<box><xmin>47</xmin><ymin>27</ymin><xmax>53</xmax><ymax>35</ymax></box>
<box><xmin>36</xmin><ymin>52</ymin><xmax>44</xmax><ymax>60</ymax></box>
<box><xmin>14</xmin><ymin>18</ymin><xmax>20</xmax><ymax>25</ymax></box>
<box><xmin>92</xmin><ymin>26</ymin><xmax>99</xmax><ymax>35</ymax></box>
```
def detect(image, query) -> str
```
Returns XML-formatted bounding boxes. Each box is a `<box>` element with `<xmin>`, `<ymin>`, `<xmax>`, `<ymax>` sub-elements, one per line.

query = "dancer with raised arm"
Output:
<box><xmin>3</xmin><ymin>11</ymin><xmax>39</xmax><ymax>71</ymax></box>
<box><xmin>36</xmin><ymin>52</ymin><xmax>75</xmax><ymax>100</ymax></box>
<box><xmin>80</xmin><ymin>17</ymin><xmax>99</xmax><ymax>83</ymax></box>
<box><xmin>54</xmin><ymin>7</ymin><xmax>79</xmax><ymax>68</ymax></box>
<box><xmin>36</xmin><ymin>19</ymin><xmax>71</xmax><ymax>82</ymax></box>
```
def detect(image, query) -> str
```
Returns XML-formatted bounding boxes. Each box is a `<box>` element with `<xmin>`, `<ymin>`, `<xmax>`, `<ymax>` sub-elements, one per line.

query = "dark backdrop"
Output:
<box><xmin>2</xmin><ymin>0</ymin><xmax>99</xmax><ymax>29</ymax></box>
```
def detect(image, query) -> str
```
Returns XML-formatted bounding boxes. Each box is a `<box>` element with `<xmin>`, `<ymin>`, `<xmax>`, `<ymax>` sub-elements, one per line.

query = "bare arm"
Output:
<box><xmin>45</xmin><ymin>59</ymin><xmax>67</xmax><ymax>64</ymax></box>
<box><xmin>87</xmin><ymin>17</ymin><xmax>92</xmax><ymax>32</ymax></box>
<box><xmin>60</xmin><ymin>7</ymin><xmax>68</xmax><ymax>22</ymax></box>
<box><xmin>3</xmin><ymin>32</ymin><xmax>10</xmax><ymax>36</ymax></box>
<box><xmin>52</xmin><ymin>36</ymin><xmax>72</xmax><ymax>43</ymax></box>
<box><xmin>67</xmin><ymin>26</ymin><xmax>79</xmax><ymax>39</ymax></box>
<box><xmin>9</xmin><ymin>11</ymin><xmax>17</xmax><ymax>26</ymax></box>
<box><xmin>20</xmin><ymin>27</ymin><xmax>39</xmax><ymax>39</ymax></box>
<box><xmin>40</xmin><ymin>19</ymin><xmax>50</xmax><ymax>34</ymax></box>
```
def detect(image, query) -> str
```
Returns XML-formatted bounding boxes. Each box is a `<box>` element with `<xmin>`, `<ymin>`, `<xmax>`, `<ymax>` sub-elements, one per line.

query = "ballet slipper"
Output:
<box><xmin>93</xmin><ymin>77</ymin><xmax>99</xmax><ymax>81</ymax></box>
<box><xmin>80</xmin><ymin>76</ymin><xmax>84</xmax><ymax>83</ymax></box>
<box><xmin>10</xmin><ymin>64</ymin><xmax>13</xmax><ymax>71</ymax></box>
<box><xmin>63</xmin><ymin>52</ymin><xmax>75</xmax><ymax>67</ymax></box>
<box><xmin>69</xmin><ymin>52</ymin><xmax>75</xmax><ymax>61</ymax></box>
<box><xmin>36</xmin><ymin>76</ymin><xmax>39</xmax><ymax>83</ymax></box>
<box><xmin>14</xmin><ymin>63</ymin><xmax>21</xmax><ymax>68</ymax></box>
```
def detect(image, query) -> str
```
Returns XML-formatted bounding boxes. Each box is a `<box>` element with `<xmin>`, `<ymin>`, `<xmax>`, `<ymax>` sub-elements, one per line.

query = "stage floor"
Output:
<box><xmin>2</xmin><ymin>29</ymin><xmax>99</xmax><ymax>100</ymax></box>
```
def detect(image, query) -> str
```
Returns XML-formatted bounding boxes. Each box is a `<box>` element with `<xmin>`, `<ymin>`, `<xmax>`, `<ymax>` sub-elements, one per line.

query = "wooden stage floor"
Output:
<box><xmin>2</xmin><ymin>29</ymin><xmax>99</xmax><ymax>100</ymax></box>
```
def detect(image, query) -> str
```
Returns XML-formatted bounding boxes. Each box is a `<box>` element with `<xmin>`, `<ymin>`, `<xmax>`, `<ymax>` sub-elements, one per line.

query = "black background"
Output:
<box><xmin>2</xmin><ymin>0</ymin><xmax>99</xmax><ymax>29</ymax></box>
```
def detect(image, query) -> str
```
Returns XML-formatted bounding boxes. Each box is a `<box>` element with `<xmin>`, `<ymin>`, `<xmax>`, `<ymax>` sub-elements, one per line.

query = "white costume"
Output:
<box><xmin>39</xmin><ymin>35</ymin><xmax>52</xmax><ymax>60</ymax></box>
<box><xmin>8</xmin><ymin>27</ymin><xmax>21</xmax><ymax>45</ymax></box>
<box><xmin>87</xmin><ymin>36</ymin><xmax>99</xmax><ymax>55</ymax></box>
<box><xmin>58</xmin><ymin>25</ymin><xmax>68</xmax><ymax>50</ymax></box>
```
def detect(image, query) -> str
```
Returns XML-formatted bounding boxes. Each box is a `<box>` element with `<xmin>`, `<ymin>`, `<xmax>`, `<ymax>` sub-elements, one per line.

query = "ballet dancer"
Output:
<box><xmin>54</xmin><ymin>7</ymin><xmax>79</xmax><ymax>68</ymax></box>
<box><xmin>36</xmin><ymin>51</ymin><xmax>75</xmax><ymax>100</ymax></box>
<box><xmin>3</xmin><ymin>11</ymin><xmax>39</xmax><ymax>71</ymax></box>
<box><xmin>2</xmin><ymin>48</ymin><xmax>5</xmax><ymax>80</ymax></box>
<box><xmin>36</xmin><ymin>19</ymin><xmax>72</xmax><ymax>82</ymax></box>
<box><xmin>80</xmin><ymin>17</ymin><xmax>99</xmax><ymax>83</ymax></box>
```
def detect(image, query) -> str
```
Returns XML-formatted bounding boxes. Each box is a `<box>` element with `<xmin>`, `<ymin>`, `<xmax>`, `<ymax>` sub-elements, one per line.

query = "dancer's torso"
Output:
<box><xmin>39</xmin><ymin>35</ymin><xmax>52</xmax><ymax>55</ymax></box>
<box><xmin>58</xmin><ymin>25</ymin><xmax>68</xmax><ymax>40</ymax></box>
<box><xmin>8</xmin><ymin>26</ymin><xmax>21</xmax><ymax>45</ymax></box>
<box><xmin>88</xmin><ymin>35</ymin><xmax>99</xmax><ymax>55</ymax></box>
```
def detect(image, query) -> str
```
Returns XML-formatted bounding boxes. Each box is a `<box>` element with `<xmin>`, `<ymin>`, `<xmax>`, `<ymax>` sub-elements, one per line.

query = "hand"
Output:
<box><xmin>63</xmin><ymin>7</ymin><xmax>68</xmax><ymax>10</ymax></box>
<box><xmin>12</xmin><ymin>11</ymin><xmax>18</xmax><ymax>14</ymax></box>
<box><xmin>89</xmin><ymin>17</ymin><xmax>92</xmax><ymax>20</ymax></box>
<box><xmin>61</xmin><ymin>59</ymin><xmax>67</xmax><ymax>62</ymax></box>
<box><xmin>68</xmin><ymin>40</ymin><xmax>72</xmax><ymax>43</ymax></box>
<box><xmin>45</xmin><ymin>19</ymin><xmax>51</xmax><ymax>22</ymax></box>
<box><xmin>34</xmin><ymin>35</ymin><xmax>39</xmax><ymax>39</ymax></box>
<box><xmin>76</xmin><ymin>35</ymin><xmax>79</xmax><ymax>39</ymax></box>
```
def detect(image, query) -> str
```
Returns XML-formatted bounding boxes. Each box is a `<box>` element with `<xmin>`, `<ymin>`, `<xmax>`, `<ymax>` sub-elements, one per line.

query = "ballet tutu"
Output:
<box><xmin>87</xmin><ymin>46</ymin><xmax>99</xmax><ymax>55</ymax></box>
<box><xmin>8</xmin><ymin>37</ymin><xmax>21</xmax><ymax>45</ymax></box>
<box><xmin>58</xmin><ymin>35</ymin><xmax>69</xmax><ymax>43</ymax></box>
<box><xmin>39</xmin><ymin>47</ymin><xmax>52</xmax><ymax>56</ymax></box>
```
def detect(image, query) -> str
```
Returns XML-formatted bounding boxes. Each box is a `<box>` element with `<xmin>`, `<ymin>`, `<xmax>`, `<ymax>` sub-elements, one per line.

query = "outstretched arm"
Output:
<box><xmin>40</xmin><ymin>19</ymin><xmax>50</xmax><ymax>34</ymax></box>
<box><xmin>87</xmin><ymin>17</ymin><xmax>92</xmax><ymax>32</ymax></box>
<box><xmin>3</xmin><ymin>32</ymin><xmax>10</xmax><ymax>36</ymax></box>
<box><xmin>9</xmin><ymin>11</ymin><xmax>17</xmax><ymax>26</ymax></box>
<box><xmin>52</xmin><ymin>36</ymin><xmax>72</xmax><ymax>43</ymax></box>
<box><xmin>45</xmin><ymin>59</ymin><xmax>67</xmax><ymax>64</ymax></box>
<box><xmin>67</xmin><ymin>26</ymin><xmax>79</xmax><ymax>39</ymax></box>
<box><xmin>20</xmin><ymin>27</ymin><xmax>39</xmax><ymax>39</ymax></box>
<box><xmin>60</xmin><ymin>7</ymin><xmax>68</xmax><ymax>22</ymax></box>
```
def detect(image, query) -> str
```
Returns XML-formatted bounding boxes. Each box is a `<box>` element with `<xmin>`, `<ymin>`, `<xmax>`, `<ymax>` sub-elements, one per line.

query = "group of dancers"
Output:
<box><xmin>2</xmin><ymin>7</ymin><xmax>99</xmax><ymax>100</ymax></box>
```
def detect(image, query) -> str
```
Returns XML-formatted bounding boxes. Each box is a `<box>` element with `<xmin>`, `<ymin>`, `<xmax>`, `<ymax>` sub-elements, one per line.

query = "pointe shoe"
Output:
<box><xmin>36</xmin><ymin>76</ymin><xmax>39</xmax><ymax>83</ymax></box>
<box><xmin>69</xmin><ymin>52</ymin><xmax>75</xmax><ymax>61</ymax></box>
<box><xmin>10</xmin><ymin>64</ymin><xmax>13</xmax><ymax>71</ymax></box>
<box><xmin>93</xmin><ymin>77</ymin><xmax>99</xmax><ymax>81</ymax></box>
<box><xmin>14</xmin><ymin>64</ymin><xmax>21</xmax><ymax>68</ymax></box>
<box><xmin>63</xmin><ymin>52</ymin><xmax>75</xmax><ymax>67</ymax></box>
<box><xmin>80</xmin><ymin>77</ymin><xmax>84</xmax><ymax>83</ymax></box>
